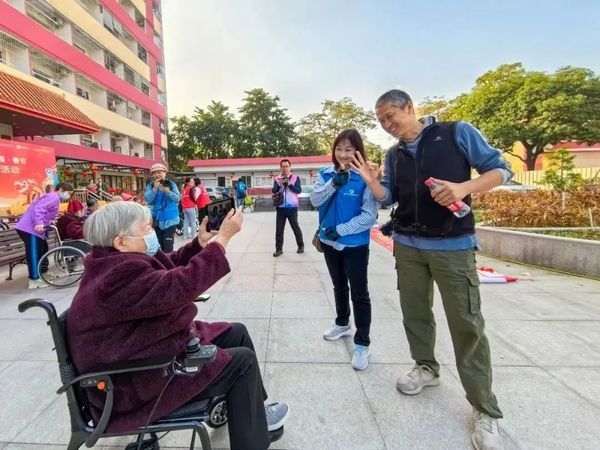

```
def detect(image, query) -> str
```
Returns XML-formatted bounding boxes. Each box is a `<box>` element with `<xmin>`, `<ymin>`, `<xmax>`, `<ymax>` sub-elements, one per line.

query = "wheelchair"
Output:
<box><xmin>18</xmin><ymin>298</ymin><xmax>230</xmax><ymax>449</ymax></box>
<box><xmin>38</xmin><ymin>226</ymin><xmax>91</xmax><ymax>288</ymax></box>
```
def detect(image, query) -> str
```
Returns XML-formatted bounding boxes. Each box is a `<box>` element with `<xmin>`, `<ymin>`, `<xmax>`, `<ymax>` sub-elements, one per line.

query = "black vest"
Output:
<box><xmin>390</xmin><ymin>122</ymin><xmax>475</xmax><ymax>237</ymax></box>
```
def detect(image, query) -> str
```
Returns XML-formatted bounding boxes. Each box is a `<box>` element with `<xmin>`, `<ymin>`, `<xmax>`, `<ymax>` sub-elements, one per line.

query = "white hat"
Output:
<box><xmin>150</xmin><ymin>163</ymin><xmax>168</xmax><ymax>173</ymax></box>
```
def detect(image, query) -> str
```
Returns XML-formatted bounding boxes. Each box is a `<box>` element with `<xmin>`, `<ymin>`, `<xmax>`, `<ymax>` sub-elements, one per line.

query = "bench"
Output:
<box><xmin>0</xmin><ymin>224</ymin><xmax>60</xmax><ymax>281</ymax></box>
<box><xmin>0</xmin><ymin>228</ymin><xmax>26</xmax><ymax>280</ymax></box>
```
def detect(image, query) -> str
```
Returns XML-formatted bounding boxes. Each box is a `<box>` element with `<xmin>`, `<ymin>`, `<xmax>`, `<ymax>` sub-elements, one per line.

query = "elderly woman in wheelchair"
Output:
<box><xmin>65</xmin><ymin>201</ymin><xmax>288</xmax><ymax>449</ymax></box>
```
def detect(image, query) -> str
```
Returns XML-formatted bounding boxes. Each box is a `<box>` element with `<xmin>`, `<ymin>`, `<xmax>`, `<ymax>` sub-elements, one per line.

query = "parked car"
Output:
<box><xmin>215</xmin><ymin>187</ymin><xmax>231</xmax><ymax>198</ymax></box>
<box><xmin>204</xmin><ymin>187</ymin><xmax>223</xmax><ymax>201</ymax></box>
<box><xmin>493</xmin><ymin>180</ymin><xmax>539</xmax><ymax>191</ymax></box>
<box><xmin>298</xmin><ymin>185</ymin><xmax>315</xmax><ymax>211</ymax></box>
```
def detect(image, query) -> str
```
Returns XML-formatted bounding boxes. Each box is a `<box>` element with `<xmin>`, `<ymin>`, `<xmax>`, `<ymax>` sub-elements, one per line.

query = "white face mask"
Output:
<box><xmin>59</xmin><ymin>191</ymin><xmax>71</xmax><ymax>201</ymax></box>
<box><xmin>125</xmin><ymin>231</ymin><xmax>160</xmax><ymax>256</ymax></box>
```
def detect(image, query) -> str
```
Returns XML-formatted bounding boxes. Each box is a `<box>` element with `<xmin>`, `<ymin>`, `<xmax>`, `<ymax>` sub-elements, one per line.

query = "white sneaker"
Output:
<box><xmin>322</xmin><ymin>323</ymin><xmax>352</xmax><ymax>341</ymax></box>
<box><xmin>28</xmin><ymin>279</ymin><xmax>47</xmax><ymax>290</ymax></box>
<box><xmin>396</xmin><ymin>365</ymin><xmax>440</xmax><ymax>395</ymax></box>
<box><xmin>265</xmin><ymin>402</ymin><xmax>290</xmax><ymax>432</ymax></box>
<box><xmin>472</xmin><ymin>409</ymin><xmax>504</xmax><ymax>450</ymax></box>
<box><xmin>351</xmin><ymin>344</ymin><xmax>370</xmax><ymax>371</ymax></box>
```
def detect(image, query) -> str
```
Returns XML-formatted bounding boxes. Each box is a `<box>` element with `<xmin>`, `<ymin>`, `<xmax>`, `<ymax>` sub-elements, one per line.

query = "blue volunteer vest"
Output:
<box><xmin>318</xmin><ymin>168</ymin><xmax>370</xmax><ymax>247</ymax></box>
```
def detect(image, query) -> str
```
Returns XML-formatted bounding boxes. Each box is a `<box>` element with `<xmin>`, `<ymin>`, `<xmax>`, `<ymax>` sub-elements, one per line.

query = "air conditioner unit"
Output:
<box><xmin>32</xmin><ymin>68</ymin><xmax>60</xmax><ymax>88</ymax></box>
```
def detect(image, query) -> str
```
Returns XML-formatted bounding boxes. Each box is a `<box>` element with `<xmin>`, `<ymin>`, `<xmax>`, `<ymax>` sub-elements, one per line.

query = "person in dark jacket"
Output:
<box><xmin>57</xmin><ymin>200</ymin><xmax>86</xmax><ymax>240</ymax></box>
<box><xmin>271</xmin><ymin>159</ymin><xmax>304</xmax><ymax>257</ymax></box>
<box><xmin>67</xmin><ymin>202</ymin><xmax>289</xmax><ymax>449</ymax></box>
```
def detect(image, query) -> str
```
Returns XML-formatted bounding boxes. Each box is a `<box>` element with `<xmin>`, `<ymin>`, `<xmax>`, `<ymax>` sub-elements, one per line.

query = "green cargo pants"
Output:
<box><xmin>394</xmin><ymin>242</ymin><xmax>503</xmax><ymax>419</ymax></box>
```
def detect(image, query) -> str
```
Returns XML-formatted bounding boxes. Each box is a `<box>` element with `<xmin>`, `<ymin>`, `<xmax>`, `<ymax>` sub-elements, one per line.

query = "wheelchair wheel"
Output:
<box><xmin>38</xmin><ymin>246</ymin><xmax>86</xmax><ymax>288</ymax></box>
<box><xmin>206</xmin><ymin>397</ymin><xmax>228</xmax><ymax>428</ymax></box>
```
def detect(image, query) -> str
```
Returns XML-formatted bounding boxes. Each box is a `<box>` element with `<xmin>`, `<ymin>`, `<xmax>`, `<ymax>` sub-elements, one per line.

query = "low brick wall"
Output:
<box><xmin>476</xmin><ymin>226</ymin><xmax>600</xmax><ymax>279</ymax></box>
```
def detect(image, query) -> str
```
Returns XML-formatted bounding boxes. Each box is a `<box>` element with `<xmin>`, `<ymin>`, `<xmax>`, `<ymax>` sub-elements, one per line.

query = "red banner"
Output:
<box><xmin>0</xmin><ymin>140</ymin><xmax>56</xmax><ymax>216</ymax></box>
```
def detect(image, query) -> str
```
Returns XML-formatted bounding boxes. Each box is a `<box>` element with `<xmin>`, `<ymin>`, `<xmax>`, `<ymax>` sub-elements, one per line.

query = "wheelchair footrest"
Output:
<box><xmin>124</xmin><ymin>433</ymin><xmax>159</xmax><ymax>450</ymax></box>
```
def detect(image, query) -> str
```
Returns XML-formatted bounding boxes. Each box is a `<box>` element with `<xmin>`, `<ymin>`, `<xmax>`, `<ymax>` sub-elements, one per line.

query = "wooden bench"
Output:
<box><xmin>0</xmin><ymin>227</ymin><xmax>26</xmax><ymax>280</ymax></box>
<box><xmin>0</xmin><ymin>224</ymin><xmax>60</xmax><ymax>280</ymax></box>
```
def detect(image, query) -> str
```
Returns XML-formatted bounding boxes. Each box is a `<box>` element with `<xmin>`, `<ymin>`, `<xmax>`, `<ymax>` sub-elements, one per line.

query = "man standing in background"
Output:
<box><xmin>272</xmin><ymin>159</ymin><xmax>304</xmax><ymax>257</ymax></box>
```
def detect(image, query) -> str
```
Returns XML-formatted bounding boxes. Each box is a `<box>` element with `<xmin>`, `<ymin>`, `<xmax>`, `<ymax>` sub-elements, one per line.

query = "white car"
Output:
<box><xmin>204</xmin><ymin>187</ymin><xmax>223</xmax><ymax>201</ymax></box>
<box><xmin>299</xmin><ymin>185</ymin><xmax>315</xmax><ymax>210</ymax></box>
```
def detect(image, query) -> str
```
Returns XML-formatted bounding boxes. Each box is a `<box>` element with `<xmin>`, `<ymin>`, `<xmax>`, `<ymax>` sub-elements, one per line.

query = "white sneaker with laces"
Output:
<box><xmin>396</xmin><ymin>364</ymin><xmax>440</xmax><ymax>395</ymax></box>
<box><xmin>265</xmin><ymin>402</ymin><xmax>290</xmax><ymax>432</ymax></box>
<box><xmin>351</xmin><ymin>344</ymin><xmax>370</xmax><ymax>370</ymax></box>
<box><xmin>322</xmin><ymin>323</ymin><xmax>352</xmax><ymax>341</ymax></box>
<box><xmin>28</xmin><ymin>278</ymin><xmax>47</xmax><ymax>290</ymax></box>
<box><xmin>471</xmin><ymin>408</ymin><xmax>504</xmax><ymax>450</ymax></box>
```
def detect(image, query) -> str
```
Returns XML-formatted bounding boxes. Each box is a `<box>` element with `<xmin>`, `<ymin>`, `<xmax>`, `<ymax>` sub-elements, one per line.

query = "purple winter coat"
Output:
<box><xmin>67</xmin><ymin>239</ymin><xmax>232</xmax><ymax>433</ymax></box>
<box><xmin>15</xmin><ymin>192</ymin><xmax>61</xmax><ymax>238</ymax></box>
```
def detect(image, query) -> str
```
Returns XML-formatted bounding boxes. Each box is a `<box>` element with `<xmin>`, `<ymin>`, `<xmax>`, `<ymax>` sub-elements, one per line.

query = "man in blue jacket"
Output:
<box><xmin>144</xmin><ymin>163</ymin><xmax>180</xmax><ymax>252</ymax></box>
<box><xmin>351</xmin><ymin>90</ymin><xmax>511</xmax><ymax>450</ymax></box>
<box><xmin>272</xmin><ymin>159</ymin><xmax>304</xmax><ymax>257</ymax></box>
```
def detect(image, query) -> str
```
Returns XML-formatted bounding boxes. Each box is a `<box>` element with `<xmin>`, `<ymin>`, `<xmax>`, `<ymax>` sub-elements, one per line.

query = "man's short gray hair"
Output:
<box><xmin>84</xmin><ymin>201</ymin><xmax>151</xmax><ymax>247</ymax></box>
<box><xmin>375</xmin><ymin>89</ymin><xmax>412</xmax><ymax>110</ymax></box>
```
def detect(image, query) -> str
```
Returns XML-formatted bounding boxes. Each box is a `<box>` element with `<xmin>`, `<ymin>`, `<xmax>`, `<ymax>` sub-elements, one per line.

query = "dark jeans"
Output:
<box><xmin>275</xmin><ymin>207</ymin><xmax>304</xmax><ymax>251</ymax></box>
<box><xmin>322</xmin><ymin>243</ymin><xmax>371</xmax><ymax>346</ymax></box>
<box><xmin>17</xmin><ymin>230</ymin><xmax>48</xmax><ymax>280</ymax></box>
<box><xmin>155</xmin><ymin>225</ymin><xmax>177</xmax><ymax>252</ymax></box>
<box><xmin>194</xmin><ymin>323</ymin><xmax>270</xmax><ymax>450</ymax></box>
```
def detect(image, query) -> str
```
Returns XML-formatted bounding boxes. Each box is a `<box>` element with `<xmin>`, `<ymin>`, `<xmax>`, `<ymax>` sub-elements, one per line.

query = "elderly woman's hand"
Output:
<box><xmin>197</xmin><ymin>217</ymin><xmax>217</xmax><ymax>247</ymax></box>
<box><xmin>211</xmin><ymin>208</ymin><xmax>243</xmax><ymax>248</ymax></box>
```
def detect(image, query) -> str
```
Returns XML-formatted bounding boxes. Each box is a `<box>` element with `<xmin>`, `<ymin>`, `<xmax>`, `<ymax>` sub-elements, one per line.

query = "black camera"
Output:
<box><xmin>159</xmin><ymin>179</ymin><xmax>171</xmax><ymax>188</ymax></box>
<box><xmin>380</xmin><ymin>220</ymin><xmax>395</xmax><ymax>237</ymax></box>
<box><xmin>282</xmin><ymin>176</ymin><xmax>289</xmax><ymax>186</ymax></box>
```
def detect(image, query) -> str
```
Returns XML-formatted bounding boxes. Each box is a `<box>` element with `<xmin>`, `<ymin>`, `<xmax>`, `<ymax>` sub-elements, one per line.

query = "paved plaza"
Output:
<box><xmin>1</xmin><ymin>210</ymin><xmax>600</xmax><ymax>449</ymax></box>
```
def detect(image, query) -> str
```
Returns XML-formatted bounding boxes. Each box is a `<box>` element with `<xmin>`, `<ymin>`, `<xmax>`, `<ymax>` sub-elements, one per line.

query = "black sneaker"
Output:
<box><xmin>297</xmin><ymin>246</ymin><xmax>304</xmax><ymax>254</ymax></box>
<box><xmin>273</xmin><ymin>250</ymin><xmax>283</xmax><ymax>257</ymax></box>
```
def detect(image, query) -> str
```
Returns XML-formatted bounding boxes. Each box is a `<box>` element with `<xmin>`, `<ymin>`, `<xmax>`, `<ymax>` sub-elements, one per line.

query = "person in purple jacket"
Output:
<box><xmin>67</xmin><ymin>201</ymin><xmax>289</xmax><ymax>449</ymax></box>
<box><xmin>15</xmin><ymin>182</ymin><xmax>74</xmax><ymax>289</ymax></box>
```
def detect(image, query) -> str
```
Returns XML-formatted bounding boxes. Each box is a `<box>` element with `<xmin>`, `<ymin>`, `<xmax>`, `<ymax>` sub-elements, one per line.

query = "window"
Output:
<box><xmin>135</xmin><ymin>10</ymin><xmax>145</xmax><ymax>30</ymax></box>
<box><xmin>239</xmin><ymin>175</ymin><xmax>252</xmax><ymax>187</ymax></box>
<box><xmin>76</xmin><ymin>87</ymin><xmax>89</xmax><ymax>100</ymax></box>
<box><xmin>73</xmin><ymin>43</ymin><xmax>87</xmax><ymax>54</ymax></box>
<box><xmin>159</xmin><ymin>119</ymin><xmax>166</xmax><ymax>133</ymax></box>
<box><xmin>80</xmin><ymin>134</ymin><xmax>93</xmax><ymax>147</ymax></box>
<box><xmin>141</xmin><ymin>82</ymin><xmax>150</xmax><ymax>96</ymax></box>
<box><xmin>253</xmin><ymin>176</ymin><xmax>272</xmax><ymax>187</ymax></box>
<box><xmin>217</xmin><ymin>176</ymin><xmax>226</xmax><ymax>187</ymax></box>
<box><xmin>104</xmin><ymin>52</ymin><xmax>117</xmax><ymax>73</ymax></box>
<box><xmin>142</xmin><ymin>110</ymin><xmax>151</xmax><ymax>127</ymax></box>
<box><xmin>124</xmin><ymin>66</ymin><xmax>135</xmax><ymax>85</ymax></box>
<box><xmin>156</xmin><ymin>63</ymin><xmax>165</xmax><ymax>76</ymax></box>
<box><xmin>137</xmin><ymin>44</ymin><xmax>147</xmax><ymax>63</ymax></box>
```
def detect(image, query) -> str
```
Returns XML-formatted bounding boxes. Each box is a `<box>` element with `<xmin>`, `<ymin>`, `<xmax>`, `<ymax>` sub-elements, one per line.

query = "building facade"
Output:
<box><xmin>188</xmin><ymin>155</ymin><xmax>333</xmax><ymax>190</ymax></box>
<box><xmin>0</xmin><ymin>0</ymin><xmax>168</xmax><ymax>192</ymax></box>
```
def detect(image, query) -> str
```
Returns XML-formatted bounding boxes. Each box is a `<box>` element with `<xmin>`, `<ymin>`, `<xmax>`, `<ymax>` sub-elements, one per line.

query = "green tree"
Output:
<box><xmin>539</xmin><ymin>148</ymin><xmax>584</xmax><ymax>191</ymax></box>
<box><xmin>416</xmin><ymin>96</ymin><xmax>450</xmax><ymax>119</ymax></box>
<box><xmin>297</xmin><ymin>97</ymin><xmax>376</xmax><ymax>152</ymax></box>
<box><xmin>237</xmin><ymin>88</ymin><xmax>297</xmax><ymax>157</ymax></box>
<box><xmin>168</xmin><ymin>101</ymin><xmax>240</xmax><ymax>170</ymax></box>
<box><xmin>444</xmin><ymin>63</ymin><xmax>600</xmax><ymax>170</ymax></box>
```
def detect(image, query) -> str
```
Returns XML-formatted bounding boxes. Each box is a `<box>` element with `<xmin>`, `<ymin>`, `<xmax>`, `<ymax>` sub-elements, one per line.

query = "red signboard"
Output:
<box><xmin>0</xmin><ymin>140</ymin><xmax>56</xmax><ymax>216</ymax></box>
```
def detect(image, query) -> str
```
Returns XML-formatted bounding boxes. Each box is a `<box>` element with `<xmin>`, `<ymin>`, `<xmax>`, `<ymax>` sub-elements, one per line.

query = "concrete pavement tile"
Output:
<box><xmin>556</xmin><ymin>321</ymin><xmax>600</xmax><ymax>352</ymax></box>
<box><xmin>222</xmin><ymin>274</ymin><xmax>274</xmax><ymax>292</ymax></box>
<box><xmin>361</xmin><ymin>318</ymin><xmax>413</xmax><ymax>364</ymax></box>
<box><xmin>267</xmin><ymin>319</ymin><xmax>351</xmax><ymax>363</ymax></box>
<box><xmin>0</xmin><ymin>361</ymin><xmax>59</xmax><ymax>442</ymax></box>
<box><xmin>506</xmin><ymin>292</ymin><xmax>600</xmax><ymax>320</ymax></box>
<box><xmin>274</xmin><ymin>274</ymin><xmax>323</xmax><ymax>292</ymax></box>
<box><xmin>11</xmin><ymin>397</ymin><xmax>70</xmax><ymax>445</ymax></box>
<box><xmin>263</xmin><ymin>362</ymin><xmax>386</xmax><ymax>450</ymax></box>
<box><xmin>275</xmin><ymin>261</ymin><xmax>317</xmax><ymax>275</ymax></box>
<box><xmin>357</xmin><ymin>364</ymin><xmax>488</xmax><ymax>449</ymax></box>
<box><xmin>546</xmin><ymin>367</ymin><xmax>600</xmax><ymax>407</ymax></box>
<box><xmin>238</xmin><ymin>252</ymin><xmax>280</xmax><ymax>263</ymax></box>
<box><xmin>0</xmin><ymin>319</ymin><xmax>56</xmax><ymax>361</ymax></box>
<box><xmin>493</xmin><ymin>366</ymin><xmax>600</xmax><ymax>449</ymax></box>
<box><xmin>2</xmin><ymin>445</ymin><xmax>66</xmax><ymax>449</ymax></box>
<box><xmin>234</xmin><ymin>261</ymin><xmax>275</xmax><ymax>275</ymax></box>
<box><xmin>208</xmin><ymin>291</ymin><xmax>273</xmax><ymax>319</ymax></box>
<box><xmin>271</xmin><ymin>292</ymin><xmax>333</xmax><ymax>318</ymax></box>
<box><xmin>491</xmin><ymin>320</ymin><xmax>600</xmax><ymax>366</ymax></box>
<box><xmin>0</xmin><ymin>362</ymin><xmax>12</xmax><ymax>374</ymax></box>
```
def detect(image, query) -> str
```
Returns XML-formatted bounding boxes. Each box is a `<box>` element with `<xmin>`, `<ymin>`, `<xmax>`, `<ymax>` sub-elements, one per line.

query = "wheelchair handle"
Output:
<box><xmin>18</xmin><ymin>299</ymin><xmax>57</xmax><ymax>320</ymax></box>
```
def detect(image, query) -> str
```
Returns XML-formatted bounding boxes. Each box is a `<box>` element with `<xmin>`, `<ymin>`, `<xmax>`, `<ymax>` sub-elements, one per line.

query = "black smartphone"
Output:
<box><xmin>205</xmin><ymin>197</ymin><xmax>235</xmax><ymax>231</ymax></box>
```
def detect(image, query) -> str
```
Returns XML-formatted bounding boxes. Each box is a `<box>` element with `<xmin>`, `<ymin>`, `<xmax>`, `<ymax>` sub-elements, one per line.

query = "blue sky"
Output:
<box><xmin>162</xmin><ymin>0</ymin><xmax>600</xmax><ymax>147</ymax></box>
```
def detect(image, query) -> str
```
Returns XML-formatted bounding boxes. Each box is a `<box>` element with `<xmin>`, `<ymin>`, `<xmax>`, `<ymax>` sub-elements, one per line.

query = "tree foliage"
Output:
<box><xmin>443</xmin><ymin>63</ymin><xmax>600</xmax><ymax>170</ymax></box>
<box><xmin>539</xmin><ymin>148</ymin><xmax>584</xmax><ymax>192</ymax></box>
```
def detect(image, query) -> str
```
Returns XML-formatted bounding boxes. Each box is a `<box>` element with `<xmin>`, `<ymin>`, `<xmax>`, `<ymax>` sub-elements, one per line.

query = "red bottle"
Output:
<box><xmin>424</xmin><ymin>177</ymin><xmax>471</xmax><ymax>218</ymax></box>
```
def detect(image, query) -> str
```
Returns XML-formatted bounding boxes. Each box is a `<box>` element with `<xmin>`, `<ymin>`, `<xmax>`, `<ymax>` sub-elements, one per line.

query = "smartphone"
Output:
<box><xmin>205</xmin><ymin>197</ymin><xmax>235</xmax><ymax>231</ymax></box>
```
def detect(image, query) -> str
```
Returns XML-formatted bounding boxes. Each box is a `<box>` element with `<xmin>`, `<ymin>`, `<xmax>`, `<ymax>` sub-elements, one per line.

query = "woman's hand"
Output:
<box><xmin>197</xmin><ymin>217</ymin><xmax>217</xmax><ymax>247</ymax></box>
<box><xmin>211</xmin><ymin>208</ymin><xmax>243</xmax><ymax>248</ymax></box>
<box><xmin>34</xmin><ymin>224</ymin><xmax>45</xmax><ymax>233</ymax></box>
<box><xmin>350</xmin><ymin>152</ymin><xmax>380</xmax><ymax>185</ymax></box>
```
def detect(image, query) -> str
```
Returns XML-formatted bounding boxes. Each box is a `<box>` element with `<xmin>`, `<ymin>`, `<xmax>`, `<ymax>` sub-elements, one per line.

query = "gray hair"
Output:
<box><xmin>84</xmin><ymin>201</ymin><xmax>151</xmax><ymax>247</ymax></box>
<box><xmin>375</xmin><ymin>89</ymin><xmax>412</xmax><ymax>110</ymax></box>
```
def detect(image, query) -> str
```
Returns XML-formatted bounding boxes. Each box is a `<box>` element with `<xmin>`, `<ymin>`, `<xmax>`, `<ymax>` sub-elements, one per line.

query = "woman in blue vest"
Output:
<box><xmin>310</xmin><ymin>129</ymin><xmax>378</xmax><ymax>371</ymax></box>
<box><xmin>143</xmin><ymin>163</ymin><xmax>181</xmax><ymax>252</ymax></box>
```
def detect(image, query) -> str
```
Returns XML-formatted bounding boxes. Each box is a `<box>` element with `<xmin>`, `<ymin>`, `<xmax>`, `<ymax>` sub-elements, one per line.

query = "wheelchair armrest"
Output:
<box><xmin>57</xmin><ymin>354</ymin><xmax>174</xmax><ymax>394</ymax></box>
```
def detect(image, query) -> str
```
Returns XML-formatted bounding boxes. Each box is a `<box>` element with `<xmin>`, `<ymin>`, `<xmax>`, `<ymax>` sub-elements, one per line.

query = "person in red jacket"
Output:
<box><xmin>181</xmin><ymin>177</ymin><xmax>198</xmax><ymax>239</ymax></box>
<box><xmin>67</xmin><ymin>202</ymin><xmax>289</xmax><ymax>448</ymax></box>
<box><xmin>194</xmin><ymin>177</ymin><xmax>212</xmax><ymax>223</ymax></box>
